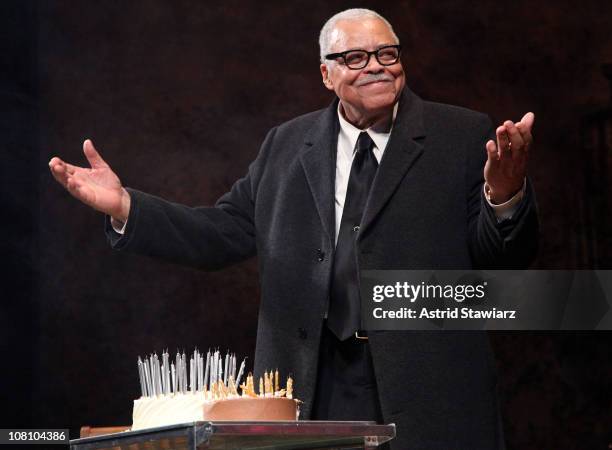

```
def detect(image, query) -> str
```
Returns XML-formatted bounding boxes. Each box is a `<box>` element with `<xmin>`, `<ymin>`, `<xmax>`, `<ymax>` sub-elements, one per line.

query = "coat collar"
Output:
<box><xmin>299</xmin><ymin>87</ymin><xmax>426</xmax><ymax>244</ymax></box>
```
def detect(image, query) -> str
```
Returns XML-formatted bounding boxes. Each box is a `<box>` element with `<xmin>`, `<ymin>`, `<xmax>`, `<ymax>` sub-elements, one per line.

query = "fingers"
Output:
<box><xmin>65</xmin><ymin>172</ymin><xmax>94</xmax><ymax>204</ymax></box>
<box><xmin>49</xmin><ymin>157</ymin><xmax>84</xmax><ymax>199</ymax></box>
<box><xmin>83</xmin><ymin>139</ymin><xmax>109</xmax><ymax>169</ymax></box>
<box><xmin>49</xmin><ymin>157</ymin><xmax>76</xmax><ymax>175</ymax></box>
<box><xmin>487</xmin><ymin>113</ymin><xmax>533</xmax><ymax>197</ymax></box>
<box><xmin>516</xmin><ymin>112</ymin><xmax>534</xmax><ymax>152</ymax></box>
<box><xmin>495</xmin><ymin>111</ymin><xmax>534</xmax><ymax>162</ymax></box>
<box><xmin>504</xmin><ymin>121</ymin><xmax>525</xmax><ymax>161</ymax></box>
<box><xmin>49</xmin><ymin>157</ymin><xmax>70</xmax><ymax>187</ymax></box>
<box><xmin>48</xmin><ymin>148</ymin><xmax>98</xmax><ymax>206</ymax></box>
<box><xmin>520</xmin><ymin>112</ymin><xmax>535</xmax><ymax>131</ymax></box>
<box><xmin>495</xmin><ymin>126</ymin><xmax>512</xmax><ymax>161</ymax></box>
<box><xmin>485</xmin><ymin>139</ymin><xmax>500</xmax><ymax>166</ymax></box>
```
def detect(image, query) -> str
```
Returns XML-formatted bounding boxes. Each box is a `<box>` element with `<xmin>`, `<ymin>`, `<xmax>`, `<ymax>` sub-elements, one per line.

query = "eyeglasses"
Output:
<box><xmin>325</xmin><ymin>45</ymin><xmax>401</xmax><ymax>70</ymax></box>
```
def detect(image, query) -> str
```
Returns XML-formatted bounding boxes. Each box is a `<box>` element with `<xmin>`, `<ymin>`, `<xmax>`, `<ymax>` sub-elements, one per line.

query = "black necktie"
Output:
<box><xmin>327</xmin><ymin>132</ymin><xmax>379</xmax><ymax>341</ymax></box>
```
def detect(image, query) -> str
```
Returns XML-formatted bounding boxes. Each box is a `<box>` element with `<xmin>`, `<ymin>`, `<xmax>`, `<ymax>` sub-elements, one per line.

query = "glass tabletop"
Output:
<box><xmin>69</xmin><ymin>420</ymin><xmax>396</xmax><ymax>450</ymax></box>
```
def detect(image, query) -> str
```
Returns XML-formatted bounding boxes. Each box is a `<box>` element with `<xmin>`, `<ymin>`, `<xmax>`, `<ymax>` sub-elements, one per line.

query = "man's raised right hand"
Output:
<box><xmin>49</xmin><ymin>139</ymin><xmax>131</xmax><ymax>223</ymax></box>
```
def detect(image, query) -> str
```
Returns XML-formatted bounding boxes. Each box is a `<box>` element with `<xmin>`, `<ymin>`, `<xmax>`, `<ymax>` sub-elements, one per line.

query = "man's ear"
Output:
<box><xmin>320</xmin><ymin>63</ymin><xmax>334</xmax><ymax>91</ymax></box>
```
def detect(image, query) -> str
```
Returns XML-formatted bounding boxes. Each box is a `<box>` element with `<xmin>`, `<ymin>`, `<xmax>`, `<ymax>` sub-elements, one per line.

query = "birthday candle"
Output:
<box><xmin>212</xmin><ymin>351</ymin><xmax>218</xmax><ymax>386</ymax></box>
<box><xmin>224</xmin><ymin>351</ymin><xmax>230</xmax><ymax>386</ymax></box>
<box><xmin>154</xmin><ymin>354</ymin><xmax>162</xmax><ymax>396</ymax></box>
<box><xmin>160</xmin><ymin>358</ymin><xmax>164</xmax><ymax>395</ymax></box>
<box><xmin>225</xmin><ymin>353</ymin><xmax>234</xmax><ymax>386</ymax></box>
<box><xmin>197</xmin><ymin>354</ymin><xmax>202</xmax><ymax>391</ymax></box>
<box><xmin>204</xmin><ymin>351</ymin><xmax>210</xmax><ymax>392</ymax></box>
<box><xmin>161</xmin><ymin>361</ymin><xmax>166</xmax><ymax>395</ymax></box>
<box><xmin>160</xmin><ymin>355</ymin><xmax>164</xmax><ymax>395</ymax></box>
<box><xmin>178</xmin><ymin>354</ymin><xmax>183</xmax><ymax>393</ymax></box>
<box><xmin>190</xmin><ymin>357</ymin><xmax>195</xmax><ymax>393</ymax></box>
<box><xmin>147</xmin><ymin>356</ymin><xmax>154</xmax><ymax>396</ymax></box>
<box><xmin>176</xmin><ymin>354</ymin><xmax>180</xmax><ymax>393</ymax></box>
<box><xmin>193</xmin><ymin>351</ymin><xmax>197</xmax><ymax>391</ymax></box>
<box><xmin>236</xmin><ymin>358</ymin><xmax>246</xmax><ymax>387</ymax></box>
<box><xmin>163</xmin><ymin>360</ymin><xmax>168</xmax><ymax>395</ymax></box>
<box><xmin>171</xmin><ymin>362</ymin><xmax>176</xmax><ymax>394</ymax></box>
<box><xmin>202</xmin><ymin>356</ymin><xmax>205</xmax><ymax>385</ymax></box>
<box><xmin>175</xmin><ymin>353</ymin><xmax>180</xmax><ymax>392</ymax></box>
<box><xmin>150</xmin><ymin>354</ymin><xmax>156</xmax><ymax>396</ymax></box>
<box><xmin>161</xmin><ymin>355</ymin><xmax>166</xmax><ymax>395</ymax></box>
<box><xmin>143</xmin><ymin>358</ymin><xmax>152</xmax><ymax>397</ymax></box>
<box><xmin>264</xmin><ymin>372</ymin><xmax>271</xmax><ymax>396</ymax></box>
<box><xmin>182</xmin><ymin>353</ymin><xmax>187</xmax><ymax>394</ymax></box>
<box><xmin>150</xmin><ymin>356</ymin><xmax>156</xmax><ymax>397</ymax></box>
<box><xmin>234</xmin><ymin>354</ymin><xmax>238</xmax><ymax>379</ymax></box>
<box><xmin>286</xmin><ymin>376</ymin><xmax>293</xmax><ymax>399</ymax></box>
<box><xmin>163</xmin><ymin>352</ymin><xmax>170</xmax><ymax>395</ymax></box>
<box><xmin>242</xmin><ymin>374</ymin><xmax>249</xmax><ymax>396</ymax></box>
<box><xmin>137</xmin><ymin>358</ymin><xmax>145</xmax><ymax>397</ymax></box>
<box><xmin>149</xmin><ymin>356</ymin><xmax>156</xmax><ymax>397</ymax></box>
<box><xmin>197</xmin><ymin>350</ymin><xmax>201</xmax><ymax>390</ymax></box>
<box><xmin>248</xmin><ymin>374</ymin><xmax>256</xmax><ymax>397</ymax></box>
<box><xmin>141</xmin><ymin>357</ymin><xmax>147</xmax><ymax>397</ymax></box>
<box><xmin>212</xmin><ymin>351</ymin><xmax>217</xmax><ymax>387</ymax></box>
<box><xmin>196</xmin><ymin>354</ymin><xmax>200</xmax><ymax>391</ymax></box>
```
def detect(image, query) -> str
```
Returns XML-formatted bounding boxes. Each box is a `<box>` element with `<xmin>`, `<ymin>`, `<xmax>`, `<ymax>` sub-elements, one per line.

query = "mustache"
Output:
<box><xmin>355</xmin><ymin>73</ymin><xmax>395</xmax><ymax>86</ymax></box>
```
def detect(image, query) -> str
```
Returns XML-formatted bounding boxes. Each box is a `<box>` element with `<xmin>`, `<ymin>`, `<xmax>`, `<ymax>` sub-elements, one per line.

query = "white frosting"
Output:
<box><xmin>132</xmin><ymin>392</ymin><xmax>212</xmax><ymax>430</ymax></box>
<box><xmin>132</xmin><ymin>393</ymin><xmax>299</xmax><ymax>430</ymax></box>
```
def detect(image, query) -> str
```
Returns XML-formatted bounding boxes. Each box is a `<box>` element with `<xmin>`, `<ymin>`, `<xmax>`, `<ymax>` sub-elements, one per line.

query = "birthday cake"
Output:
<box><xmin>132</xmin><ymin>350</ymin><xmax>299</xmax><ymax>430</ymax></box>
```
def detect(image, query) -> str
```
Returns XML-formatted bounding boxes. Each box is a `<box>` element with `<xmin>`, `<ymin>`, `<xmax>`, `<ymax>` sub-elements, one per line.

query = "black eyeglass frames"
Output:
<box><xmin>324</xmin><ymin>45</ymin><xmax>401</xmax><ymax>70</ymax></box>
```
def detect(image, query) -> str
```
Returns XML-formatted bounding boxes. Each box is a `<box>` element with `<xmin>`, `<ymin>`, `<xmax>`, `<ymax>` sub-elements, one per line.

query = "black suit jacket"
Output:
<box><xmin>107</xmin><ymin>88</ymin><xmax>539</xmax><ymax>450</ymax></box>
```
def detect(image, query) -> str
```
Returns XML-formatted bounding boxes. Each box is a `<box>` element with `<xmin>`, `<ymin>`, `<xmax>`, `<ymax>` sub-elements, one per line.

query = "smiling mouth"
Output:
<box><xmin>359</xmin><ymin>80</ymin><xmax>391</xmax><ymax>86</ymax></box>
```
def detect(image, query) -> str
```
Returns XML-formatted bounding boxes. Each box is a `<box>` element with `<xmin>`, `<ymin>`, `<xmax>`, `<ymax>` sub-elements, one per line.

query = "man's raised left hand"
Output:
<box><xmin>484</xmin><ymin>112</ymin><xmax>534</xmax><ymax>204</ymax></box>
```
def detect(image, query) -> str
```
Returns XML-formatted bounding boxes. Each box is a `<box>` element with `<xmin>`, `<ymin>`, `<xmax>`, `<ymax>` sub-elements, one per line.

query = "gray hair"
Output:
<box><xmin>319</xmin><ymin>9</ymin><xmax>399</xmax><ymax>64</ymax></box>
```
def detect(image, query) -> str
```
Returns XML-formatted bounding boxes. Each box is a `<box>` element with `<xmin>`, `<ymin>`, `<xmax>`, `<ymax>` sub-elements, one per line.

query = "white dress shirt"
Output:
<box><xmin>334</xmin><ymin>103</ymin><xmax>395</xmax><ymax>242</ymax></box>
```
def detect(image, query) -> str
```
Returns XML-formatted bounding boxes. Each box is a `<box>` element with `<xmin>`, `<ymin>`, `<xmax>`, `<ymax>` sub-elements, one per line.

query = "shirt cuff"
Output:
<box><xmin>484</xmin><ymin>179</ymin><xmax>527</xmax><ymax>221</ymax></box>
<box><xmin>110</xmin><ymin>216</ymin><xmax>128</xmax><ymax>234</ymax></box>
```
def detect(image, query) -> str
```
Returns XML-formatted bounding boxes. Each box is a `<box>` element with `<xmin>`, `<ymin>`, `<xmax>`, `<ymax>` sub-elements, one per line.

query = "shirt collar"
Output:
<box><xmin>337</xmin><ymin>101</ymin><xmax>399</xmax><ymax>159</ymax></box>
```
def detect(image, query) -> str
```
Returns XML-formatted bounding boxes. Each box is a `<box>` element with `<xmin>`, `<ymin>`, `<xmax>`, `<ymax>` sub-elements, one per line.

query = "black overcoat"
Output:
<box><xmin>107</xmin><ymin>88</ymin><xmax>539</xmax><ymax>450</ymax></box>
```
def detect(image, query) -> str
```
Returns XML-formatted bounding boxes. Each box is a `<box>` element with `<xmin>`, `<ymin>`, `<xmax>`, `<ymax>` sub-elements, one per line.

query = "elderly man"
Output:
<box><xmin>49</xmin><ymin>8</ymin><xmax>538</xmax><ymax>450</ymax></box>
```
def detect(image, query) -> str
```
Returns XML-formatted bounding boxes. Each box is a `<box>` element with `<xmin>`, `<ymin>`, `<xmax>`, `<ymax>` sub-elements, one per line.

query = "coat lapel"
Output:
<box><xmin>299</xmin><ymin>100</ymin><xmax>339</xmax><ymax>246</ymax></box>
<box><xmin>298</xmin><ymin>89</ymin><xmax>426</xmax><ymax>243</ymax></box>
<box><xmin>359</xmin><ymin>88</ymin><xmax>426</xmax><ymax>236</ymax></box>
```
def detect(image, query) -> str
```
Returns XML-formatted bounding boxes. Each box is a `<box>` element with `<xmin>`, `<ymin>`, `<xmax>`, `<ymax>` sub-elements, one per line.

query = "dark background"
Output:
<box><xmin>2</xmin><ymin>1</ymin><xmax>611</xmax><ymax>448</ymax></box>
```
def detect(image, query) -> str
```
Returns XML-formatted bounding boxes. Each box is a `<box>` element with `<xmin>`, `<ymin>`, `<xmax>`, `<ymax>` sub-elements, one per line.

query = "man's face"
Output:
<box><xmin>320</xmin><ymin>18</ymin><xmax>406</xmax><ymax>122</ymax></box>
